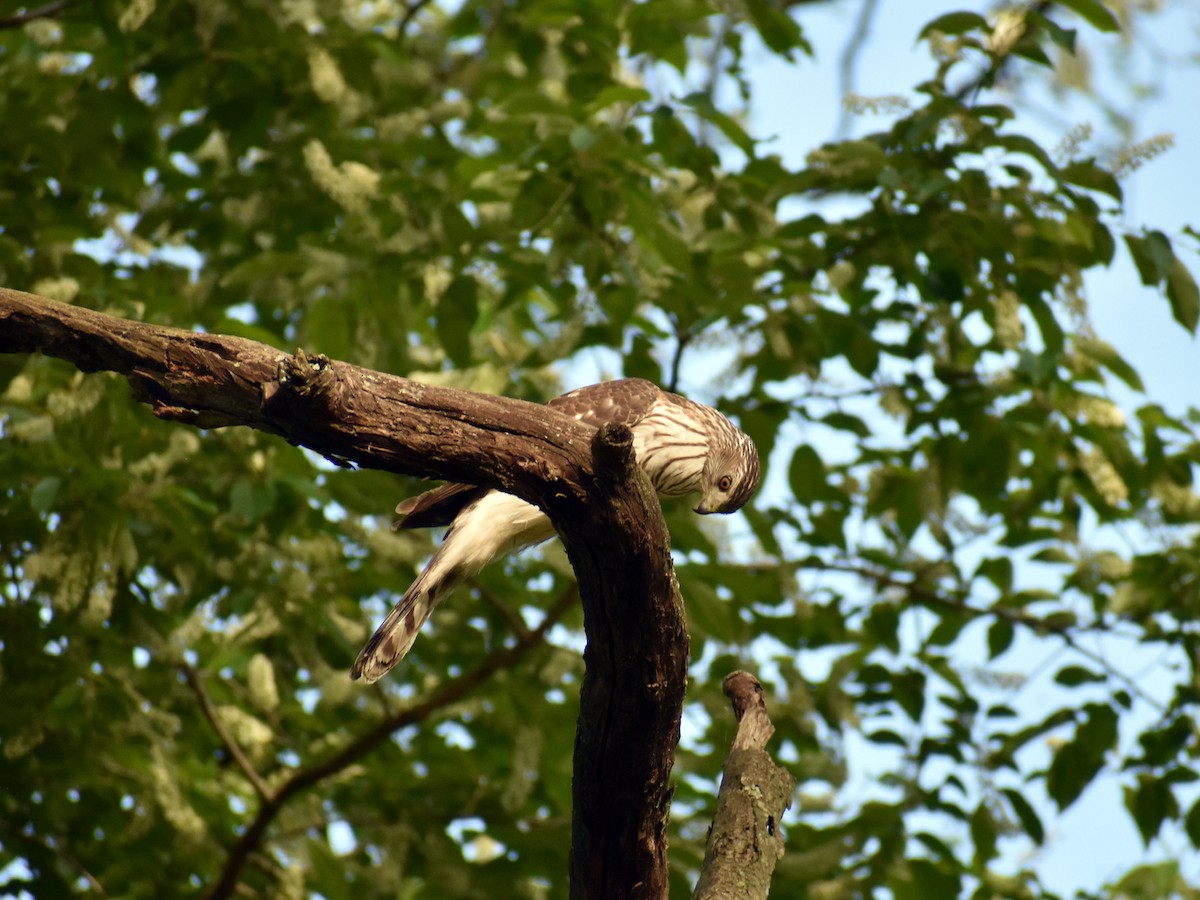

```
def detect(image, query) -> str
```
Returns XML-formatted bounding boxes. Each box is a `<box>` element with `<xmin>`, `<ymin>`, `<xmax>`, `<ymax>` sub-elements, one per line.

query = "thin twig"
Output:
<box><xmin>0</xmin><ymin>0</ymin><xmax>72</xmax><ymax>29</ymax></box>
<box><xmin>696</xmin><ymin>15</ymin><xmax>733</xmax><ymax>148</ymax></box>
<box><xmin>397</xmin><ymin>0</ymin><xmax>433</xmax><ymax>37</ymax></box>
<box><xmin>470</xmin><ymin>577</ymin><xmax>534</xmax><ymax>641</ymax></box>
<box><xmin>667</xmin><ymin>320</ymin><xmax>693</xmax><ymax>394</ymax></box>
<box><xmin>834</xmin><ymin>0</ymin><xmax>879</xmax><ymax>140</ymax></box>
<box><xmin>528</xmin><ymin>181</ymin><xmax>573</xmax><ymax>236</ymax></box>
<box><xmin>0</xmin><ymin>820</ymin><xmax>108</xmax><ymax>895</ymax></box>
<box><xmin>183</xmin><ymin>663</ymin><xmax>274</xmax><ymax>802</ymax></box>
<box><xmin>203</xmin><ymin>585</ymin><xmax>577</xmax><ymax>900</ymax></box>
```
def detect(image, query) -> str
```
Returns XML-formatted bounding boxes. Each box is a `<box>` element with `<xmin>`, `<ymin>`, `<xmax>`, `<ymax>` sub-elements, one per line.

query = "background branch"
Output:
<box><xmin>204</xmin><ymin>586</ymin><xmax>577</xmax><ymax>900</ymax></box>
<box><xmin>834</xmin><ymin>0</ymin><xmax>879</xmax><ymax>139</ymax></box>
<box><xmin>182</xmin><ymin>663</ymin><xmax>273</xmax><ymax>802</ymax></box>
<box><xmin>0</xmin><ymin>0</ymin><xmax>71</xmax><ymax>29</ymax></box>
<box><xmin>693</xmin><ymin>671</ymin><xmax>795</xmax><ymax>900</ymax></box>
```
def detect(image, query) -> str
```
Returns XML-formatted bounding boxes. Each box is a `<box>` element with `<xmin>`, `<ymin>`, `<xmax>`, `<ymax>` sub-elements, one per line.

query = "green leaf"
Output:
<box><xmin>1059</xmin><ymin>0</ymin><xmax>1121</xmax><ymax>32</ymax></box>
<box><xmin>789</xmin><ymin>444</ymin><xmax>828</xmax><ymax>502</ymax></box>
<box><xmin>1166</xmin><ymin>254</ymin><xmax>1200</xmax><ymax>333</ymax></box>
<box><xmin>1054</xmin><ymin>664</ymin><xmax>1105</xmax><ymax>687</ymax></box>
<box><xmin>987</xmin><ymin>619</ymin><xmax>1014</xmax><ymax>659</ymax></box>
<box><xmin>588</xmin><ymin>85</ymin><xmax>652</xmax><ymax>113</ymax></box>
<box><xmin>1075</xmin><ymin>336</ymin><xmax>1145</xmax><ymax>391</ymax></box>
<box><xmin>1046</xmin><ymin>703</ymin><xmax>1118</xmax><ymax>809</ymax></box>
<box><xmin>680</xmin><ymin>94</ymin><xmax>755</xmax><ymax>157</ymax></box>
<box><xmin>743</xmin><ymin>0</ymin><xmax>811</xmax><ymax>57</ymax></box>
<box><xmin>229</xmin><ymin>479</ymin><xmax>276</xmax><ymax>522</ymax></box>
<box><xmin>970</xmin><ymin>802</ymin><xmax>997</xmax><ymax>864</ymax></box>
<box><xmin>918</xmin><ymin>11</ymin><xmax>989</xmax><ymax>39</ymax></box>
<box><xmin>1187</xmin><ymin>796</ymin><xmax>1200</xmax><ymax>847</ymax></box>
<box><xmin>821</xmin><ymin>411</ymin><xmax>871</xmax><ymax>438</ymax></box>
<box><xmin>1125</xmin><ymin>231</ymin><xmax>1173</xmax><ymax>285</ymax></box>
<box><xmin>892</xmin><ymin>857</ymin><xmax>961</xmax><ymax>900</ymax></box>
<box><xmin>977</xmin><ymin>556</ymin><xmax>1013</xmax><ymax>592</ymax></box>
<box><xmin>1060</xmin><ymin>159</ymin><xmax>1122</xmax><ymax>199</ymax></box>
<box><xmin>30</xmin><ymin>475</ymin><xmax>62</xmax><ymax>514</ymax></box>
<box><xmin>1032</xmin><ymin>13</ymin><xmax>1078</xmax><ymax>54</ymax></box>
<box><xmin>996</xmin><ymin>133</ymin><xmax>1059</xmax><ymax>175</ymax></box>
<box><xmin>1002</xmin><ymin>788</ymin><xmax>1045</xmax><ymax>844</ymax></box>
<box><xmin>1125</xmin><ymin>774</ymin><xmax>1176</xmax><ymax>845</ymax></box>
<box><xmin>436</xmin><ymin>276</ymin><xmax>479</xmax><ymax>367</ymax></box>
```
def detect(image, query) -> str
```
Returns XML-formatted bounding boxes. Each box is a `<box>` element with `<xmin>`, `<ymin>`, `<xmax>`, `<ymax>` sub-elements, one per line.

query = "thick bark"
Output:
<box><xmin>693</xmin><ymin>672</ymin><xmax>796</xmax><ymax>900</ymax></box>
<box><xmin>0</xmin><ymin>288</ymin><xmax>688</xmax><ymax>899</ymax></box>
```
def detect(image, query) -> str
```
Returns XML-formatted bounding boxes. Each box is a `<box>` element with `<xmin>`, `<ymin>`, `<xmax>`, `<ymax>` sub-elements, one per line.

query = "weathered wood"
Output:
<box><xmin>693</xmin><ymin>672</ymin><xmax>795</xmax><ymax>900</ymax></box>
<box><xmin>568</xmin><ymin>423</ymin><xmax>688</xmax><ymax>899</ymax></box>
<box><xmin>0</xmin><ymin>288</ymin><xmax>689</xmax><ymax>900</ymax></box>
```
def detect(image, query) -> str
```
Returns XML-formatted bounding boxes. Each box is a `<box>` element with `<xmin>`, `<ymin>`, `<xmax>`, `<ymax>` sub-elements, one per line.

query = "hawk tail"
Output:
<box><xmin>350</xmin><ymin>570</ymin><xmax>449</xmax><ymax>683</ymax></box>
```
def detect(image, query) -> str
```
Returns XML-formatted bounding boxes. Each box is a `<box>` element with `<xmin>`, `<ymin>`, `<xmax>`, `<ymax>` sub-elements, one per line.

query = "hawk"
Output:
<box><xmin>351</xmin><ymin>378</ymin><xmax>760</xmax><ymax>683</ymax></box>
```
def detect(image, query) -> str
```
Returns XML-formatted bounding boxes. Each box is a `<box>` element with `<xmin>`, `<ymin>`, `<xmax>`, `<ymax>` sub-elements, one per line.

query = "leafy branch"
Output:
<box><xmin>182</xmin><ymin>662</ymin><xmax>273</xmax><ymax>802</ymax></box>
<box><xmin>203</xmin><ymin>585</ymin><xmax>578</xmax><ymax>900</ymax></box>
<box><xmin>813</xmin><ymin>558</ymin><xmax>1167</xmax><ymax>712</ymax></box>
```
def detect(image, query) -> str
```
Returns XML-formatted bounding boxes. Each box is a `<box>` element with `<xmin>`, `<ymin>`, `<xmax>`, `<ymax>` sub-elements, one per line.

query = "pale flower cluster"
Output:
<box><xmin>273</xmin><ymin>865</ymin><xmax>306</xmax><ymax>900</ymax></box>
<box><xmin>37</xmin><ymin>53</ymin><xmax>75</xmax><ymax>76</ymax></box>
<box><xmin>151</xmin><ymin>745</ymin><xmax>207</xmax><ymax>840</ymax></box>
<box><xmin>45</xmin><ymin>372</ymin><xmax>106</xmax><ymax>421</ymax></box>
<box><xmin>500</xmin><ymin>726</ymin><xmax>543</xmax><ymax>812</ymax></box>
<box><xmin>193</xmin><ymin>129</ymin><xmax>229</xmax><ymax>166</ymax></box>
<box><xmin>843</xmin><ymin>94</ymin><xmax>910</xmax><ymax>116</ymax></box>
<box><xmin>1080</xmin><ymin>446</ymin><xmax>1128</xmax><ymax>506</ymax></box>
<box><xmin>303</xmin><ymin>139</ymin><xmax>379</xmax><ymax>214</ymax></box>
<box><xmin>218</xmin><ymin>705</ymin><xmax>275</xmax><ymax>760</ymax></box>
<box><xmin>379</xmin><ymin>109</ymin><xmax>428</xmax><ymax>142</ymax></box>
<box><xmin>1114</xmin><ymin>133</ymin><xmax>1175</xmax><ymax>178</ymax></box>
<box><xmin>2</xmin><ymin>726</ymin><xmax>44</xmax><ymax>761</ymax></box>
<box><xmin>118</xmin><ymin>0</ymin><xmax>156</xmax><ymax>33</ymax></box>
<box><xmin>1151</xmin><ymin>478</ymin><xmax>1200</xmax><ymax>517</ymax></box>
<box><xmin>281</xmin><ymin>0</ymin><xmax>323</xmax><ymax>33</ymax></box>
<box><xmin>82</xmin><ymin>579</ymin><xmax>115</xmax><ymax>628</ymax></box>
<box><xmin>1077</xmin><ymin>395</ymin><xmax>1126</xmax><ymax>429</ymax></box>
<box><xmin>9</xmin><ymin>415</ymin><xmax>53</xmax><ymax>442</ymax></box>
<box><xmin>31</xmin><ymin>275</ymin><xmax>79</xmax><ymax>303</ymax></box>
<box><xmin>993</xmin><ymin>290</ymin><xmax>1024</xmax><ymax>349</ymax></box>
<box><xmin>987</xmin><ymin>7</ymin><xmax>1026</xmax><ymax>56</ymax></box>
<box><xmin>307</xmin><ymin>47</ymin><xmax>362</xmax><ymax>119</ymax></box>
<box><xmin>128</xmin><ymin>429</ymin><xmax>201</xmax><ymax>480</ymax></box>
<box><xmin>247</xmin><ymin>654</ymin><xmax>280</xmax><ymax>712</ymax></box>
<box><xmin>879</xmin><ymin>386</ymin><xmax>909</xmax><ymax>421</ymax></box>
<box><xmin>422</xmin><ymin>260</ymin><xmax>454</xmax><ymax>304</ymax></box>
<box><xmin>1091</xmin><ymin>550</ymin><xmax>1132</xmax><ymax>581</ymax></box>
<box><xmin>24</xmin><ymin>18</ymin><xmax>62</xmax><ymax>46</ymax></box>
<box><xmin>3</xmin><ymin>373</ymin><xmax>32</xmax><ymax>403</ymax></box>
<box><xmin>22</xmin><ymin>546</ymin><xmax>80</xmax><ymax>610</ymax></box>
<box><xmin>826</xmin><ymin>260</ymin><xmax>856</xmax><ymax>294</ymax></box>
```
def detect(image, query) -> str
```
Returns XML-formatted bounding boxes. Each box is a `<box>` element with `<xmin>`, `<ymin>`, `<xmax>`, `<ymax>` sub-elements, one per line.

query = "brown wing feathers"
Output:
<box><xmin>394</xmin><ymin>380</ymin><xmax>662</xmax><ymax>531</ymax></box>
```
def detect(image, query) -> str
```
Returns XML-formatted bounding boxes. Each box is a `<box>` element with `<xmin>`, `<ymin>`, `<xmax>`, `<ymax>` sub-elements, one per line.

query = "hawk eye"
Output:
<box><xmin>718</xmin><ymin>474</ymin><xmax>733</xmax><ymax>492</ymax></box>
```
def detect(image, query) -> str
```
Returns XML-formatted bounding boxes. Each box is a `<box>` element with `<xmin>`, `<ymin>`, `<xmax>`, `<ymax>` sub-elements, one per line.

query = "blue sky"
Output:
<box><xmin>741</xmin><ymin>2</ymin><xmax>1200</xmax><ymax>892</ymax></box>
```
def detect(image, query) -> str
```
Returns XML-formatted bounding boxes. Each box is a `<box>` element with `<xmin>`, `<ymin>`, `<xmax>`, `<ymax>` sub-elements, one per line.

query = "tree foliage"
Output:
<box><xmin>2</xmin><ymin>0</ymin><xmax>1199</xmax><ymax>897</ymax></box>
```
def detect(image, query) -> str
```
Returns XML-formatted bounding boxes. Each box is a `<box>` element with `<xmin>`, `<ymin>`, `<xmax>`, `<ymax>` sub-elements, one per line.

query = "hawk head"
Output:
<box><xmin>695</xmin><ymin>426</ymin><xmax>760</xmax><ymax>515</ymax></box>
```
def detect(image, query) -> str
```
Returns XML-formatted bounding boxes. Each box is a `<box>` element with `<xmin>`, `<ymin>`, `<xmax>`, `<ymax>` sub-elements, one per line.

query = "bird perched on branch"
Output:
<box><xmin>351</xmin><ymin>378</ymin><xmax>760</xmax><ymax>683</ymax></box>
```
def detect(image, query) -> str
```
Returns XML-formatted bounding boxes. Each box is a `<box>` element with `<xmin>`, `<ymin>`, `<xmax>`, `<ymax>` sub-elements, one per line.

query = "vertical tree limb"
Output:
<box><xmin>566</xmin><ymin>423</ymin><xmax>688</xmax><ymax>900</ymax></box>
<box><xmin>693</xmin><ymin>671</ymin><xmax>796</xmax><ymax>900</ymax></box>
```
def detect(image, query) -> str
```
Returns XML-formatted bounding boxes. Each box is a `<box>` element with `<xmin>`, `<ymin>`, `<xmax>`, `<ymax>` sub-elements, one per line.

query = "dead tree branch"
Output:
<box><xmin>0</xmin><ymin>289</ymin><xmax>688</xmax><ymax>900</ymax></box>
<box><xmin>693</xmin><ymin>671</ymin><xmax>795</xmax><ymax>900</ymax></box>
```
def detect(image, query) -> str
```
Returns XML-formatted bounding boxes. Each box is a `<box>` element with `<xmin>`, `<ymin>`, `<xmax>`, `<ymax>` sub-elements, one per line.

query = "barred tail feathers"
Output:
<box><xmin>350</xmin><ymin>568</ymin><xmax>450</xmax><ymax>683</ymax></box>
<box><xmin>352</xmin><ymin>491</ymin><xmax>557</xmax><ymax>682</ymax></box>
